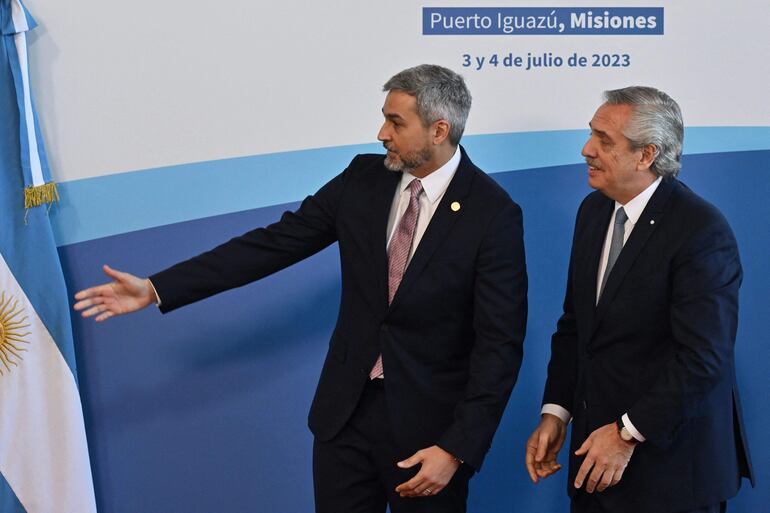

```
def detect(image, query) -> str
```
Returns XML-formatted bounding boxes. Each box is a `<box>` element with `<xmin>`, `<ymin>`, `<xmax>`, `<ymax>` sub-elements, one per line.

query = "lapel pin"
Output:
<box><xmin>451</xmin><ymin>201</ymin><xmax>461</xmax><ymax>212</ymax></box>
<box><xmin>650</xmin><ymin>220</ymin><xmax>655</xmax><ymax>225</ymax></box>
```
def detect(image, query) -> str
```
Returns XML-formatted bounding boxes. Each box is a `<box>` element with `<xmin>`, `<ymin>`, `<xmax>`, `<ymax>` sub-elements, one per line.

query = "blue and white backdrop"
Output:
<box><xmin>18</xmin><ymin>1</ymin><xmax>770</xmax><ymax>511</ymax></box>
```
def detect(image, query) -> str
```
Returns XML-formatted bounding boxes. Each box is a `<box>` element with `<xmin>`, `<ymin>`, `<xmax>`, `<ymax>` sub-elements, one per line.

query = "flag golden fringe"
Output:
<box><xmin>24</xmin><ymin>182</ymin><xmax>59</xmax><ymax>209</ymax></box>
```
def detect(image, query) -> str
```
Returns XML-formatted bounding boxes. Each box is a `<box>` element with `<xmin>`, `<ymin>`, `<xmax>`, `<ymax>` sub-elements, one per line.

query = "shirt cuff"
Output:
<box><xmin>147</xmin><ymin>278</ymin><xmax>162</xmax><ymax>307</ymax></box>
<box><xmin>622</xmin><ymin>413</ymin><xmax>646</xmax><ymax>442</ymax></box>
<box><xmin>541</xmin><ymin>404</ymin><xmax>571</xmax><ymax>424</ymax></box>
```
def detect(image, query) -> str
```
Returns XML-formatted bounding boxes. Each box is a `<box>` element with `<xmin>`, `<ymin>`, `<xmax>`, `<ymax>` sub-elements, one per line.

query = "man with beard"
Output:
<box><xmin>525</xmin><ymin>86</ymin><xmax>754</xmax><ymax>513</ymax></box>
<box><xmin>75</xmin><ymin>64</ymin><xmax>528</xmax><ymax>513</ymax></box>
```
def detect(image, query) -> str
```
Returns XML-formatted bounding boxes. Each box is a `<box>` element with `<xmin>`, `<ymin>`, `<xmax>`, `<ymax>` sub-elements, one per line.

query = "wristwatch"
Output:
<box><xmin>616</xmin><ymin>418</ymin><xmax>638</xmax><ymax>443</ymax></box>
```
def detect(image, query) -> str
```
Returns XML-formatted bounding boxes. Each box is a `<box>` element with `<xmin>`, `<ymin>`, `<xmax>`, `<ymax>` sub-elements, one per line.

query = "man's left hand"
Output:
<box><xmin>395</xmin><ymin>445</ymin><xmax>461</xmax><ymax>498</ymax></box>
<box><xmin>573</xmin><ymin>422</ymin><xmax>636</xmax><ymax>493</ymax></box>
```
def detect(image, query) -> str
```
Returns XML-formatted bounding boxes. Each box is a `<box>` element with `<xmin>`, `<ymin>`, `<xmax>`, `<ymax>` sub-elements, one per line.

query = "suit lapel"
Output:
<box><xmin>371</xmin><ymin>167</ymin><xmax>402</xmax><ymax>312</ymax></box>
<box><xmin>575</xmin><ymin>197</ymin><xmax>614</xmax><ymax>335</ymax></box>
<box><xmin>592</xmin><ymin>178</ymin><xmax>677</xmax><ymax>335</ymax></box>
<box><xmin>387</xmin><ymin>148</ymin><xmax>475</xmax><ymax>313</ymax></box>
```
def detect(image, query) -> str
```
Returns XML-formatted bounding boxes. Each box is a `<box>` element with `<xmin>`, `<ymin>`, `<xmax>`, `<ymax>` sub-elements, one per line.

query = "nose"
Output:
<box><xmin>377</xmin><ymin>121</ymin><xmax>391</xmax><ymax>142</ymax></box>
<box><xmin>581</xmin><ymin>136</ymin><xmax>596</xmax><ymax>158</ymax></box>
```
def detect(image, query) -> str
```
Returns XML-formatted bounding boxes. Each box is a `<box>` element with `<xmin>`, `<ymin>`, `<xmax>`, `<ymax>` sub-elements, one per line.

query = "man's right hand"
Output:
<box><xmin>74</xmin><ymin>265</ymin><xmax>157</xmax><ymax>322</ymax></box>
<box><xmin>525</xmin><ymin>413</ymin><xmax>567</xmax><ymax>483</ymax></box>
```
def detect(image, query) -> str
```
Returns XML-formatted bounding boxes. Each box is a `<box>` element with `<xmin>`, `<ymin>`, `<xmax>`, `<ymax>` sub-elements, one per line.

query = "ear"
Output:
<box><xmin>637</xmin><ymin>143</ymin><xmax>657</xmax><ymax>172</ymax></box>
<box><xmin>432</xmin><ymin>119</ymin><xmax>451</xmax><ymax>145</ymax></box>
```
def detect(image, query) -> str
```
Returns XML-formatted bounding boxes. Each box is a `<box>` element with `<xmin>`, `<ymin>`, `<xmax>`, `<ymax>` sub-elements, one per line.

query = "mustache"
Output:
<box><xmin>585</xmin><ymin>158</ymin><xmax>601</xmax><ymax>169</ymax></box>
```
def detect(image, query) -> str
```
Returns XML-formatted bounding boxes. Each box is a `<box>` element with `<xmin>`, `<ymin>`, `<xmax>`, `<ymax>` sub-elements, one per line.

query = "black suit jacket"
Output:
<box><xmin>543</xmin><ymin>178</ymin><xmax>754</xmax><ymax>512</ymax></box>
<box><xmin>151</xmin><ymin>148</ymin><xmax>527</xmax><ymax>470</ymax></box>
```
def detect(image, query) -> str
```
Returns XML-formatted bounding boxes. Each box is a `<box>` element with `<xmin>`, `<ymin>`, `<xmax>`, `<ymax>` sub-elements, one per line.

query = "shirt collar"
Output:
<box><xmin>616</xmin><ymin>176</ymin><xmax>662</xmax><ymax>225</ymax></box>
<box><xmin>399</xmin><ymin>147</ymin><xmax>460</xmax><ymax>204</ymax></box>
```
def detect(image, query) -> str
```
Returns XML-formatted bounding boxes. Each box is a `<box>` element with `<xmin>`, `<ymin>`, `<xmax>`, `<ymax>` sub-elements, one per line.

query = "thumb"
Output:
<box><xmin>397</xmin><ymin>451</ymin><xmax>423</xmax><ymax>469</ymax></box>
<box><xmin>574</xmin><ymin>438</ymin><xmax>591</xmax><ymax>456</ymax></box>
<box><xmin>103</xmin><ymin>264</ymin><xmax>129</xmax><ymax>283</ymax></box>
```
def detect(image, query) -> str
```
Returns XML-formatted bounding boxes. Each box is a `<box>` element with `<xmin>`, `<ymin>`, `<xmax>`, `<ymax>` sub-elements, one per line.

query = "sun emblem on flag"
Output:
<box><xmin>0</xmin><ymin>291</ymin><xmax>31</xmax><ymax>375</ymax></box>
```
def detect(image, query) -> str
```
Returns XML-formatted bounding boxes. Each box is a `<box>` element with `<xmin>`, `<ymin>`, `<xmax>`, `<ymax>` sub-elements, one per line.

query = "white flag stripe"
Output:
<box><xmin>9</xmin><ymin>0</ymin><xmax>28</xmax><ymax>31</ymax></box>
<box><xmin>0</xmin><ymin>254</ymin><xmax>96</xmax><ymax>513</ymax></box>
<box><xmin>10</xmin><ymin>0</ymin><xmax>44</xmax><ymax>187</ymax></box>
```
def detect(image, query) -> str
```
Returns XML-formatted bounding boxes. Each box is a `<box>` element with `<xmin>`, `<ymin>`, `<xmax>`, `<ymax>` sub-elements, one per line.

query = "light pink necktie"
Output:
<box><xmin>369</xmin><ymin>179</ymin><xmax>423</xmax><ymax>379</ymax></box>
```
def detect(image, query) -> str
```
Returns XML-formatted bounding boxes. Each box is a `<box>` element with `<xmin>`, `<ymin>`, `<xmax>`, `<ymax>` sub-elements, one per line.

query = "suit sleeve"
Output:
<box><xmin>541</xmin><ymin>200</ymin><xmax>586</xmax><ymax>414</ymax></box>
<box><xmin>627</xmin><ymin>212</ymin><xmax>742</xmax><ymax>448</ymax></box>
<box><xmin>150</xmin><ymin>158</ymin><xmax>355</xmax><ymax>313</ymax></box>
<box><xmin>437</xmin><ymin>201</ymin><xmax>528</xmax><ymax>470</ymax></box>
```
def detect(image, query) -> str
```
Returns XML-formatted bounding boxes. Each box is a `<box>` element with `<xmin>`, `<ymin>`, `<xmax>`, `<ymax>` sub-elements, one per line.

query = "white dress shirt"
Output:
<box><xmin>542</xmin><ymin>177</ymin><xmax>662</xmax><ymax>442</ymax></box>
<box><xmin>385</xmin><ymin>148</ymin><xmax>460</xmax><ymax>260</ymax></box>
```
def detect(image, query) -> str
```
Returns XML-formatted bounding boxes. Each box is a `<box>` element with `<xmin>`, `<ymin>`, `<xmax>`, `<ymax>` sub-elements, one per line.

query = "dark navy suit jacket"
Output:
<box><xmin>543</xmin><ymin>178</ymin><xmax>754</xmax><ymax>512</ymax></box>
<box><xmin>150</xmin><ymin>148</ymin><xmax>528</xmax><ymax>471</ymax></box>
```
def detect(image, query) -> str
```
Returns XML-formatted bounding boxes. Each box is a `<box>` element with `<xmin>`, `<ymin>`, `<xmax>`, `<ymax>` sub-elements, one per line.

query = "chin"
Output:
<box><xmin>384</xmin><ymin>155</ymin><xmax>403</xmax><ymax>172</ymax></box>
<box><xmin>587</xmin><ymin>175</ymin><xmax>603</xmax><ymax>191</ymax></box>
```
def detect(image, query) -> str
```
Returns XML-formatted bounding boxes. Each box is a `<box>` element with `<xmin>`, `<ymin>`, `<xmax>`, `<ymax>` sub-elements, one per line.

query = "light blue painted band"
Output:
<box><xmin>52</xmin><ymin>126</ymin><xmax>770</xmax><ymax>247</ymax></box>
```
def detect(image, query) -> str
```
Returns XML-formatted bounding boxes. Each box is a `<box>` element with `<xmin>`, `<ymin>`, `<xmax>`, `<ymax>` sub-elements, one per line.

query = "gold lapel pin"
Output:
<box><xmin>451</xmin><ymin>201</ymin><xmax>461</xmax><ymax>212</ymax></box>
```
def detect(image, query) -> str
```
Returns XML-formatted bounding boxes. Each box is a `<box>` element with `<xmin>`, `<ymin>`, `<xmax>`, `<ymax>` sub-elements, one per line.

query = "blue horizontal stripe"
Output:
<box><xmin>51</xmin><ymin>127</ymin><xmax>770</xmax><ymax>247</ymax></box>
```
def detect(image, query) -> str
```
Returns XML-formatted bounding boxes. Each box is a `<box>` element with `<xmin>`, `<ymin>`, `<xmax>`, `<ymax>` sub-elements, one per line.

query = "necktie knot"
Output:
<box><xmin>408</xmin><ymin>178</ymin><xmax>423</xmax><ymax>198</ymax></box>
<box><xmin>615</xmin><ymin>207</ymin><xmax>628</xmax><ymax>226</ymax></box>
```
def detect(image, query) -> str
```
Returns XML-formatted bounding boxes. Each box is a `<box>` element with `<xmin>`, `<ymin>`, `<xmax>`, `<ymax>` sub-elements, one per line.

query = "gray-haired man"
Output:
<box><xmin>526</xmin><ymin>86</ymin><xmax>754</xmax><ymax>513</ymax></box>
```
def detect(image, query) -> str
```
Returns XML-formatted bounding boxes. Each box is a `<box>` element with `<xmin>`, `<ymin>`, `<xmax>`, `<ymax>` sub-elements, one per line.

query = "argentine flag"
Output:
<box><xmin>0</xmin><ymin>1</ymin><xmax>97</xmax><ymax>511</ymax></box>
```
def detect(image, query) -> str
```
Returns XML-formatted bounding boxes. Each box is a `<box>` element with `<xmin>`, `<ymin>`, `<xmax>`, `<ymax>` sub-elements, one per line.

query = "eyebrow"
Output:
<box><xmin>588</xmin><ymin>122</ymin><xmax>609</xmax><ymax>138</ymax></box>
<box><xmin>382</xmin><ymin>109</ymin><xmax>405</xmax><ymax>121</ymax></box>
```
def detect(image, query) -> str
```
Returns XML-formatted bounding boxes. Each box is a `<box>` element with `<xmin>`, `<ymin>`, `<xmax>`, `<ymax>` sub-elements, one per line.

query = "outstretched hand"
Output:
<box><xmin>74</xmin><ymin>265</ymin><xmax>157</xmax><ymax>321</ymax></box>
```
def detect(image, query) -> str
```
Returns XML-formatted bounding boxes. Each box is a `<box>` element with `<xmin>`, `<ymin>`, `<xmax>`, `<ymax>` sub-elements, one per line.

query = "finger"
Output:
<box><xmin>596</xmin><ymin>468</ymin><xmax>615</xmax><ymax>492</ymax></box>
<box><xmin>573</xmin><ymin>457</ymin><xmax>594</xmax><ymax>489</ymax></box>
<box><xmin>585</xmin><ymin>466</ymin><xmax>606</xmax><ymax>493</ymax></box>
<box><xmin>421</xmin><ymin>487</ymin><xmax>441</xmax><ymax>497</ymax></box>
<box><xmin>535</xmin><ymin>431</ymin><xmax>550</xmax><ymax>462</ymax></box>
<box><xmin>526</xmin><ymin>464</ymin><xmax>539</xmax><ymax>483</ymax></box>
<box><xmin>611</xmin><ymin>467</ymin><xmax>625</xmax><ymax>487</ymax></box>
<box><xmin>95</xmin><ymin>310</ymin><xmax>113</xmax><ymax>322</ymax></box>
<box><xmin>73</xmin><ymin>298</ymin><xmax>96</xmax><ymax>311</ymax></box>
<box><xmin>74</xmin><ymin>285</ymin><xmax>110</xmax><ymax>302</ymax></box>
<box><xmin>536</xmin><ymin>461</ymin><xmax>562</xmax><ymax>478</ymax></box>
<box><xmin>395</xmin><ymin>473</ymin><xmax>423</xmax><ymax>494</ymax></box>
<box><xmin>525</xmin><ymin>439</ymin><xmax>539</xmax><ymax>483</ymax></box>
<box><xmin>413</xmin><ymin>481</ymin><xmax>438</xmax><ymax>498</ymax></box>
<box><xmin>544</xmin><ymin>461</ymin><xmax>562</xmax><ymax>473</ymax></box>
<box><xmin>398</xmin><ymin>480</ymin><xmax>425</xmax><ymax>497</ymax></box>
<box><xmin>397</xmin><ymin>451</ymin><xmax>422</xmax><ymax>469</ymax></box>
<box><xmin>81</xmin><ymin>304</ymin><xmax>109</xmax><ymax>318</ymax></box>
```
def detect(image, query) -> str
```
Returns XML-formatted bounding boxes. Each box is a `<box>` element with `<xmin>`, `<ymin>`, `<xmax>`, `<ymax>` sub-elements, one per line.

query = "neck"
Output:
<box><xmin>614</xmin><ymin>173</ymin><xmax>657</xmax><ymax>205</ymax></box>
<box><xmin>410</xmin><ymin>144</ymin><xmax>457</xmax><ymax>178</ymax></box>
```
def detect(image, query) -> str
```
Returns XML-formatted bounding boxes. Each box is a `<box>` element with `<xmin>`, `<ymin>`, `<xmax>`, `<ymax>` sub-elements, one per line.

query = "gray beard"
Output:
<box><xmin>384</xmin><ymin>147</ymin><xmax>432</xmax><ymax>172</ymax></box>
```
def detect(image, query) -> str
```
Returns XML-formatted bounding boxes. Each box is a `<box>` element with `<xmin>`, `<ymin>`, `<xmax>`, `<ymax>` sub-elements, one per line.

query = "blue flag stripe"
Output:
<box><xmin>0</xmin><ymin>15</ymin><xmax>77</xmax><ymax>376</ymax></box>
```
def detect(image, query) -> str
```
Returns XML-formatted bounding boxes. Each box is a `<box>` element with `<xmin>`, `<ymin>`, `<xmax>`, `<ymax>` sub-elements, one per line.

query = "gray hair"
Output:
<box><xmin>603</xmin><ymin>86</ymin><xmax>684</xmax><ymax>178</ymax></box>
<box><xmin>383</xmin><ymin>64</ymin><xmax>472</xmax><ymax>146</ymax></box>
